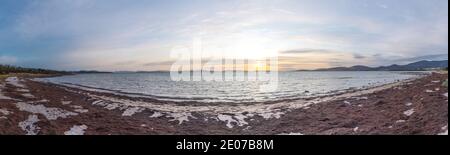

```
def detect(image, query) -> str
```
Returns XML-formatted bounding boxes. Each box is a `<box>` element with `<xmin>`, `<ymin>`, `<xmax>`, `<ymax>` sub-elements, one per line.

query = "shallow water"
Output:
<box><xmin>38</xmin><ymin>71</ymin><xmax>423</xmax><ymax>103</ymax></box>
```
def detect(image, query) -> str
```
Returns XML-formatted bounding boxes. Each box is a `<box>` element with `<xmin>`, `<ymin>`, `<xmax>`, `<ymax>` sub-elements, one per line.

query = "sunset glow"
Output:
<box><xmin>0</xmin><ymin>0</ymin><xmax>448</xmax><ymax>71</ymax></box>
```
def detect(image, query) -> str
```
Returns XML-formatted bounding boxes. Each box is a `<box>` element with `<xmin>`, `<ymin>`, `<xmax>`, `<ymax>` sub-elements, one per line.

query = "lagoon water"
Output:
<box><xmin>39</xmin><ymin>71</ymin><xmax>422</xmax><ymax>103</ymax></box>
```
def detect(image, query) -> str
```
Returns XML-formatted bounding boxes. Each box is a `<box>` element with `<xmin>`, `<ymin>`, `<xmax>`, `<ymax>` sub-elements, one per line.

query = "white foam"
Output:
<box><xmin>396</xmin><ymin>120</ymin><xmax>406</xmax><ymax>123</ymax></box>
<box><xmin>64</xmin><ymin>125</ymin><xmax>88</xmax><ymax>135</ymax></box>
<box><xmin>403</xmin><ymin>109</ymin><xmax>415</xmax><ymax>116</ymax></box>
<box><xmin>22</xmin><ymin>93</ymin><xmax>35</xmax><ymax>98</ymax></box>
<box><xmin>15</xmin><ymin>102</ymin><xmax>78</xmax><ymax>120</ymax></box>
<box><xmin>0</xmin><ymin>84</ymin><xmax>15</xmax><ymax>100</ymax></box>
<box><xmin>5</xmin><ymin>77</ymin><xmax>26</xmax><ymax>88</ymax></box>
<box><xmin>344</xmin><ymin>101</ymin><xmax>351</xmax><ymax>105</ymax></box>
<box><xmin>17</xmin><ymin>89</ymin><xmax>30</xmax><ymax>92</ymax></box>
<box><xmin>233</xmin><ymin>114</ymin><xmax>249</xmax><ymax>126</ymax></box>
<box><xmin>259</xmin><ymin>111</ymin><xmax>284</xmax><ymax>119</ymax></box>
<box><xmin>0</xmin><ymin>108</ymin><xmax>12</xmax><ymax>115</ymax></box>
<box><xmin>217</xmin><ymin>114</ymin><xmax>237</xmax><ymax>128</ymax></box>
<box><xmin>71</xmin><ymin>105</ymin><xmax>89</xmax><ymax>113</ymax></box>
<box><xmin>74</xmin><ymin>109</ymin><xmax>89</xmax><ymax>113</ymax></box>
<box><xmin>104</xmin><ymin>103</ymin><xmax>120</xmax><ymax>110</ymax></box>
<box><xmin>405</xmin><ymin>102</ymin><xmax>413</xmax><ymax>106</ymax></box>
<box><xmin>62</xmin><ymin>101</ymin><xmax>72</xmax><ymax>105</ymax></box>
<box><xmin>93</xmin><ymin>100</ymin><xmax>132</xmax><ymax>112</ymax></box>
<box><xmin>122</xmin><ymin>107</ymin><xmax>143</xmax><ymax>116</ymax></box>
<box><xmin>352</xmin><ymin>96</ymin><xmax>368</xmax><ymax>100</ymax></box>
<box><xmin>77</xmin><ymin>80</ymin><xmax>413</xmax><ymax>126</ymax></box>
<box><xmin>443</xmin><ymin>93</ymin><xmax>448</xmax><ymax>98</ymax></box>
<box><xmin>19</xmin><ymin>115</ymin><xmax>40</xmax><ymax>135</ymax></box>
<box><xmin>217</xmin><ymin>114</ymin><xmax>248</xmax><ymax>128</ymax></box>
<box><xmin>278</xmin><ymin>132</ymin><xmax>304</xmax><ymax>135</ymax></box>
<box><xmin>0</xmin><ymin>92</ymin><xmax>13</xmax><ymax>100</ymax></box>
<box><xmin>438</xmin><ymin>130</ymin><xmax>448</xmax><ymax>135</ymax></box>
<box><xmin>167</xmin><ymin>112</ymin><xmax>196</xmax><ymax>125</ymax></box>
<box><xmin>150</xmin><ymin>112</ymin><xmax>163</xmax><ymax>118</ymax></box>
<box><xmin>438</xmin><ymin>125</ymin><xmax>448</xmax><ymax>135</ymax></box>
<box><xmin>425</xmin><ymin>90</ymin><xmax>434</xmax><ymax>93</ymax></box>
<box><xmin>92</xmin><ymin>100</ymin><xmax>105</xmax><ymax>106</ymax></box>
<box><xmin>71</xmin><ymin>105</ymin><xmax>83</xmax><ymax>109</ymax></box>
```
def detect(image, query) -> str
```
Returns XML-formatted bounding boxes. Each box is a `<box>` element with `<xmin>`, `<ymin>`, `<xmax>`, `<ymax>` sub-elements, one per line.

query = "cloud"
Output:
<box><xmin>280</xmin><ymin>49</ymin><xmax>333</xmax><ymax>54</ymax></box>
<box><xmin>1</xmin><ymin>0</ymin><xmax>448</xmax><ymax>70</ymax></box>
<box><xmin>353</xmin><ymin>53</ymin><xmax>366</xmax><ymax>59</ymax></box>
<box><xmin>394</xmin><ymin>54</ymin><xmax>449</xmax><ymax>63</ymax></box>
<box><xmin>143</xmin><ymin>61</ymin><xmax>175</xmax><ymax>67</ymax></box>
<box><xmin>277</xmin><ymin>49</ymin><xmax>376</xmax><ymax>70</ymax></box>
<box><xmin>113</xmin><ymin>60</ymin><xmax>139</xmax><ymax>66</ymax></box>
<box><xmin>372</xmin><ymin>53</ymin><xmax>382</xmax><ymax>57</ymax></box>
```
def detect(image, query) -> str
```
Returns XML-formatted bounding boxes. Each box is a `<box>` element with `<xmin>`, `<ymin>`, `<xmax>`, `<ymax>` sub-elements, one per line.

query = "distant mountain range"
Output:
<box><xmin>309</xmin><ymin>60</ymin><xmax>448</xmax><ymax>71</ymax></box>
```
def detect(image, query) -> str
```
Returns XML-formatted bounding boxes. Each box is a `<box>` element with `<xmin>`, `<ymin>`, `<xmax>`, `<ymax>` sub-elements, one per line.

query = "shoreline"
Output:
<box><xmin>33</xmin><ymin>71</ymin><xmax>429</xmax><ymax>105</ymax></box>
<box><xmin>0</xmin><ymin>72</ymin><xmax>448</xmax><ymax>135</ymax></box>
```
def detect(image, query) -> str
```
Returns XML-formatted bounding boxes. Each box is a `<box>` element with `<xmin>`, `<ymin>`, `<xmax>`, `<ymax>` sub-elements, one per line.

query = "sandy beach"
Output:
<box><xmin>0</xmin><ymin>72</ymin><xmax>448</xmax><ymax>135</ymax></box>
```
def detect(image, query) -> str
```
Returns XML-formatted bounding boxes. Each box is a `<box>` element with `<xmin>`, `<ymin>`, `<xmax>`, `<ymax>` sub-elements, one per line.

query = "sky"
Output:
<box><xmin>0</xmin><ymin>0</ymin><xmax>448</xmax><ymax>71</ymax></box>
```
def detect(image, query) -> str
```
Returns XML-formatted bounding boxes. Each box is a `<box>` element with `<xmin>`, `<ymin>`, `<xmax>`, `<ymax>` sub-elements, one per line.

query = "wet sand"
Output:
<box><xmin>0</xmin><ymin>72</ymin><xmax>448</xmax><ymax>135</ymax></box>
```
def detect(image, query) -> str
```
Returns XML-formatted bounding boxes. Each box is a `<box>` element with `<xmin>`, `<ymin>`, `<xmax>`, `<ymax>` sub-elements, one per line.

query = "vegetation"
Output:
<box><xmin>0</xmin><ymin>74</ymin><xmax>9</xmax><ymax>80</ymax></box>
<box><xmin>0</xmin><ymin>64</ymin><xmax>65</xmax><ymax>75</ymax></box>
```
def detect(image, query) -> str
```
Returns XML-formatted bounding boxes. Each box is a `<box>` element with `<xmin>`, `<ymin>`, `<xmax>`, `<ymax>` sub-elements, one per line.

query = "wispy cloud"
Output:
<box><xmin>0</xmin><ymin>0</ymin><xmax>448</xmax><ymax>70</ymax></box>
<box><xmin>353</xmin><ymin>53</ymin><xmax>366</xmax><ymax>59</ymax></box>
<box><xmin>280</xmin><ymin>49</ymin><xmax>334</xmax><ymax>54</ymax></box>
<box><xmin>277</xmin><ymin>49</ymin><xmax>376</xmax><ymax>70</ymax></box>
<box><xmin>143</xmin><ymin>61</ymin><xmax>176</xmax><ymax>67</ymax></box>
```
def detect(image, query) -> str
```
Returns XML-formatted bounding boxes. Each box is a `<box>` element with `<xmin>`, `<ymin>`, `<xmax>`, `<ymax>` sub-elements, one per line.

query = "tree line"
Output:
<box><xmin>0</xmin><ymin>64</ymin><xmax>65</xmax><ymax>75</ymax></box>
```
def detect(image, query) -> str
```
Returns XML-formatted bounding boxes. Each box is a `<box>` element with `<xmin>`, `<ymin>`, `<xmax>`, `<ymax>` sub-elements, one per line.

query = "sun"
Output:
<box><xmin>255</xmin><ymin>61</ymin><xmax>270</xmax><ymax>71</ymax></box>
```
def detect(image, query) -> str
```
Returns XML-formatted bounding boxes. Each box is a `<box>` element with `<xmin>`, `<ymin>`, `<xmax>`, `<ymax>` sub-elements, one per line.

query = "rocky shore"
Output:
<box><xmin>0</xmin><ymin>73</ymin><xmax>448</xmax><ymax>135</ymax></box>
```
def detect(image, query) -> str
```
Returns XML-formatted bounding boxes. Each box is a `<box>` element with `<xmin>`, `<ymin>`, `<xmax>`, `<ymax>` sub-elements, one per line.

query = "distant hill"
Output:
<box><xmin>312</xmin><ymin>60</ymin><xmax>448</xmax><ymax>71</ymax></box>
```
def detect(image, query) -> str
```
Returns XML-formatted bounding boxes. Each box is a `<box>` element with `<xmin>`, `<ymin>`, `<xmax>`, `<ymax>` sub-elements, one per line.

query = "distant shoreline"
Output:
<box><xmin>2</xmin><ymin>60</ymin><xmax>447</xmax><ymax>75</ymax></box>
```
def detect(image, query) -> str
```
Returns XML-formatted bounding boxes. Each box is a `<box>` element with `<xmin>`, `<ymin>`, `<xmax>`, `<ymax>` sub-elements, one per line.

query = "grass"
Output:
<box><xmin>0</xmin><ymin>74</ymin><xmax>9</xmax><ymax>80</ymax></box>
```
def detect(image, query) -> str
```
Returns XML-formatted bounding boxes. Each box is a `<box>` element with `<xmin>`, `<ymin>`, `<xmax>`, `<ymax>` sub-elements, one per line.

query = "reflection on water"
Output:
<box><xmin>39</xmin><ymin>71</ymin><xmax>423</xmax><ymax>103</ymax></box>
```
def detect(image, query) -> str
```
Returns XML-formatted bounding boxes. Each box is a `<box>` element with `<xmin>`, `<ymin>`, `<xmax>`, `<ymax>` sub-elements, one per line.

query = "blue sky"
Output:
<box><xmin>0</xmin><ymin>0</ymin><xmax>448</xmax><ymax>71</ymax></box>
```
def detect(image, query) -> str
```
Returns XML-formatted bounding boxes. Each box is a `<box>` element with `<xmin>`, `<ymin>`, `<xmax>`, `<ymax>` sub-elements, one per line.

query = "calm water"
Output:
<box><xmin>39</xmin><ymin>71</ymin><xmax>422</xmax><ymax>103</ymax></box>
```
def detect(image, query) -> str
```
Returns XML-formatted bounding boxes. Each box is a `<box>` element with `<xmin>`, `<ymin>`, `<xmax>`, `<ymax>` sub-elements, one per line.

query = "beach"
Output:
<box><xmin>0</xmin><ymin>72</ymin><xmax>448</xmax><ymax>135</ymax></box>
